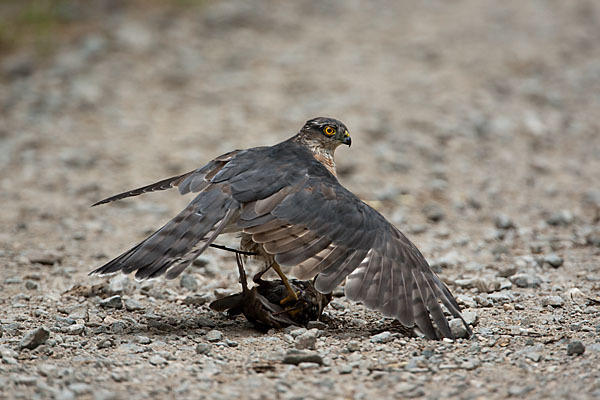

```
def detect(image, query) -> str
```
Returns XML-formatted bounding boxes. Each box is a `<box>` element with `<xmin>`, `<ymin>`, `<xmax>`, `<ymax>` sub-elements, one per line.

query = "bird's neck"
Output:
<box><xmin>291</xmin><ymin>135</ymin><xmax>337</xmax><ymax>177</ymax></box>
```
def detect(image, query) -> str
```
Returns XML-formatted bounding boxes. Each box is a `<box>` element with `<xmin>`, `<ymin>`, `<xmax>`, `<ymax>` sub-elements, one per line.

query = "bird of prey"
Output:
<box><xmin>91</xmin><ymin>117</ymin><xmax>470</xmax><ymax>340</ymax></box>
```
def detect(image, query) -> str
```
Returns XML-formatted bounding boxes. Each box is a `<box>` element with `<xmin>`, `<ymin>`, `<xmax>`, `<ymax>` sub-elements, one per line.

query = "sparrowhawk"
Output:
<box><xmin>91</xmin><ymin>117</ymin><xmax>470</xmax><ymax>339</ymax></box>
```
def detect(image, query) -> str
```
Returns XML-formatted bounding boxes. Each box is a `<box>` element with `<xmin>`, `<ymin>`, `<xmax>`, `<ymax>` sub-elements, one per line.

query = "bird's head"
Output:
<box><xmin>299</xmin><ymin>117</ymin><xmax>351</xmax><ymax>149</ymax></box>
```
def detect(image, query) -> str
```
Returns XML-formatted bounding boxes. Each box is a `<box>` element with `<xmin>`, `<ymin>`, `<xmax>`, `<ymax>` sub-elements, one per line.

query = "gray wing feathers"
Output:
<box><xmin>91</xmin><ymin>150</ymin><xmax>244</xmax><ymax>279</ymax></box>
<box><xmin>315</xmin><ymin>249</ymin><xmax>368</xmax><ymax>293</ymax></box>
<box><xmin>244</xmin><ymin>177</ymin><xmax>467</xmax><ymax>338</ymax></box>
<box><xmin>91</xmin><ymin>150</ymin><xmax>241</xmax><ymax>207</ymax></box>
<box><xmin>92</xmin><ymin>140</ymin><xmax>467</xmax><ymax>339</ymax></box>
<box><xmin>164</xmin><ymin>206</ymin><xmax>237</xmax><ymax>279</ymax></box>
<box><xmin>91</xmin><ymin>172</ymin><xmax>194</xmax><ymax>206</ymax></box>
<box><xmin>343</xmin><ymin>229</ymin><xmax>466</xmax><ymax>339</ymax></box>
<box><xmin>91</xmin><ymin>187</ymin><xmax>239</xmax><ymax>279</ymax></box>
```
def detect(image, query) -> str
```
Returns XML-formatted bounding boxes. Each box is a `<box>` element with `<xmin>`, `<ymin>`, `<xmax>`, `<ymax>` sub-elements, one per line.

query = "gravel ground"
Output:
<box><xmin>1</xmin><ymin>1</ymin><xmax>600</xmax><ymax>399</ymax></box>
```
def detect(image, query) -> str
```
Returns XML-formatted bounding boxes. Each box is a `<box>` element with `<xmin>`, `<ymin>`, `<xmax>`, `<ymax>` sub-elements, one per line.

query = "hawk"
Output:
<box><xmin>91</xmin><ymin>117</ymin><xmax>470</xmax><ymax>339</ymax></box>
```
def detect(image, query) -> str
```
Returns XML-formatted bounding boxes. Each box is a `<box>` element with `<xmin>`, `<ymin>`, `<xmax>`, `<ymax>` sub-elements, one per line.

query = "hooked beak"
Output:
<box><xmin>342</xmin><ymin>131</ymin><xmax>351</xmax><ymax>147</ymax></box>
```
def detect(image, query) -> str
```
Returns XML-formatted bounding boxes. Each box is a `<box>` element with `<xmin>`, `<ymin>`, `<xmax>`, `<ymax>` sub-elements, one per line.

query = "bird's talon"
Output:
<box><xmin>280</xmin><ymin>290</ymin><xmax>300</xmax><ymax>305</ymax></box>
<box><xmin>286</xmin><ymin>306</ymin><xmax>303</xmax><ymax>316</ymax></box>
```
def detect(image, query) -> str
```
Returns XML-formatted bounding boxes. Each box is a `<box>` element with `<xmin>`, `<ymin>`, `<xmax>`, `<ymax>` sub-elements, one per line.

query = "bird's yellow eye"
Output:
<box><xmin>323</xmin><ymin>126</ymin><xmax>336</xmax><ymax>136</ymax></box>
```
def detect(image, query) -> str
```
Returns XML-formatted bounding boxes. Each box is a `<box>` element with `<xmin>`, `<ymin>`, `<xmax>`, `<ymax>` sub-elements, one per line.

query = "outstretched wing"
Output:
<box><xmin>91</xmin><ymin>186</ymin><xmax>239</xmax><ymax>280</ymax></box>
<box><xmin>224</xmin><ymin>143</ymin><xmax>468</xmax><ymax>339</ymax></box>
<box><xmin>91</xmin><ymin>150</ymin><xmax>241</xmax><ymax>206</ymax></box>
<box><xmin>91</xmin><ymin>138</ymin><xmax>467</xmax><ymax>339</ymax></box>
<box><xmin>90</xmin><ymin>150</ymin><xmax>244</xmax><ymax>280</ymax></box>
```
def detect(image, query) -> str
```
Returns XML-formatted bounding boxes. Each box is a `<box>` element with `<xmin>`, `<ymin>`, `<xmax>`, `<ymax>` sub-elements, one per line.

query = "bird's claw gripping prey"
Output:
<box><xmin>90</xmin><ymin>117</ymin><xmax>471</xmax><ymax>340</ymax></box>
<box><xmin>209</xmin><ymin>253</ymin><xmax>331</xmax><ymax>330</ymax></box>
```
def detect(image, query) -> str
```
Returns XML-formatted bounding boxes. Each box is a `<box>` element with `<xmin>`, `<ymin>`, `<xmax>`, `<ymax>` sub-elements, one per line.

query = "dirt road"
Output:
<box><xmin>1</xmin><ymin>1</ymin><xmax>599</xmax><ymax>399</ymax></box>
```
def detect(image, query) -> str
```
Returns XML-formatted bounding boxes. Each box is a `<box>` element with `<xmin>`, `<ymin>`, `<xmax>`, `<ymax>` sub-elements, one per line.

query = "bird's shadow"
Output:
<box><xmin>114</xmin><ymin>307</ymin><xmax>417</xmax><ymax>341</ymax></box>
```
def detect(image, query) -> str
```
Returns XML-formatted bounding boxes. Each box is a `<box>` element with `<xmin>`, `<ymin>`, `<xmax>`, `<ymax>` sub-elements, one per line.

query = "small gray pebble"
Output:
<box><xmin>124</xmin><ymin>298</ymin><xmax>144</xmax><ymax>311</ymax></box>
<box><xmin>100</xmin><ymin>295</ymin><xmax>123</xmax><ymax>309</ymax></box>
<box><xmin>27</xmin><ymin>250</ymin><xmax>63</xmax><ymax>265</ymax></box>
<box><xmin>67</xmin><ymin>324</ymin><xmax>85</xmax><ymax>335</ymax></box>
<box><xmin>180</xmin><ymin>275</ymin><xmax>198</xmax><ymax>291</ymax></box>
<box><xmin>295</xmin><ymin>329</ymin><xmax>318</xmax><ymax>350</ymax></box>
<box><xmin>544</xmin><ymin>254</ymin><xmax>564</xmax><ymax>268</ymax></box>
<box><xmin>473</xmin><ymin>277</ymin><xmax>501</xmax><ymax>293</ymax></box>
<box><xmin>474</xmin><ymin>295</ymin><xmax>492</xmax><ymax>307</ymax></box>
<box><xmin>68</xmin><ymin>383</ymin><xmax>92</xmax><ymax>395</ymax></box>
<box><xmin>346</xmin><ymin>340</ymin><xmax>361</xmax><ymax>352</ymax></box>
<box><xmin>510</xmin><ymin>274</ymin><xmax>541</xmax><ymax>288</ymax></box>
<box><xmin>37</xmin><ymin>363</ymin><xmax>58</xmax><ymax>377</ymax></box>
<box><xmin>149</xmin><ymin>355</ymin><xmax>168</xmax><ymax>366</ymax></box>
<box><xmin>67</xmin><ymin>308</ymin><xmax>88</xmax><ymax>321</ymax></box>
<box><xmin>24</xmin><ymin>280</ymin><xmax>39</xmax><ymax>290</ymax></box>
<box><xmin>206</xmin><ymin>330</ymin><xmax>223</xmax><ymax>342</ymax></box>
<box><xmin>135</xmin><ymin>336</ymin><xmax>151</xmax><ymax>344</ymax></box>
<box><xmin>567</xmin><ymin>341</ymin><xmax>585</xmax><ymax>356</ymax></box>
<box><xmin>338</xmin><ymin>364</ymin><xmax>353</xmax><ymax>374</ymax></box>
<box><xmin>13</xmin><ymin>375</ymin><xmax>37</xmax><ymax>386</ymax></box>
<box><xmin>108</xmin><ymin>275</ymin><xmax>130</xmax><ymax>295</ymax></box>
<box><xmin>329</xmin><ymin>300</ymin><xmax>345</xmax><ymax>310</ymax></box>
<box><xmin>494</xmin><ymin>214</ymin><xmax>515</xmax><ymax>229</ymax></box>
<box><xmin>110</xmin><ymin>321</ymin><xmax>126</xmax><ymax>333</ymax></box>
<box><xmin>542</xmin><ymin>295</ymin><xmax>564</xmax><ymax>308</ymax></box>
<box><xmin>461</xmin><ymin>311</ymin><xmax>478</xmax><ymax>326</ymax></box>
<box><xmin>56</xmin><ymin>316</ymin><xmax>76</xmax><ymax>327</ymax></box>
<box><xmin>111</xmin><ymin>371</ymin><xmax>128</xmax><ymax>382</ymax></box>
<box><xmin>395</xmin><ymin>382</ymin><xmax>418</xmax><ymax>394</ymax></box>
<box><xmin>456</xmin><ymin>294</ymin><xmax>477</xmax><ymax>308</ymax></box>
<box><xmin>496</xmin><ymin>265</ymin><xmax>518</xmax><ymax>278</ymax></box>
<box><xmin>529</xmin><ymin>242</ymin><xmax>544</xmax><ymax>254</ymax></box>
<box><xmin>1</xmin><ymin>346</ymin><xmax>18</xmax><ymax>359</ymax></box>
<box><xmin>195</xmin><ymin>343</ymin><xmax>211</xmax><ymax>354</ymax></box>
<box><xmin>370</xmin><ymin>331</ymin><xmax>393</xmax><ymax>344</ymax></box>
<box><xmin>423</xmin><ymin>203</ymin><xmax>445</xmax><ymax>222</ymax></box>
<box><xmin>283</xmin><ymin>325</ymin><xmax>302</xmax><ymax>334</ymax></box>
<box><xmin>298</xmin><ymin>362</ymin><xmax>320</xmax><ymax>370</ymax></box>
<box><xmin>307</xmin><ymin>321</ymin><xmax>327</xmax><ymax>330</ymax></box>
<box><xmin>56</xmin><ymin>389</ymin><xmax>75</xmax><ymax>400</ymax></box>
<box><xmin>282</xmin><ymin>350</ymin><xmax>324</xmax><ymax>366</ymax></box>
<box><xmin>508</xmin><ymin>386</ymin><xmax>533</xmax><ymax>396</ymax></box>
<box><xmin>192</xmin><ymin>256</ymin><xmax>212</xmax><ymax>268</ymax></box>
<box><xmin>183</xmin><ymin>294</ymin><xmax>209</xmax><ymax>306</ymax></box>
<box><xmin>289</xmin><ymin>327</ymin><xmax>307</xmax><ymax>338</ymax></box>
<box><xmin>546</xmin><ymin>210</ymin><xmax>573</xmax><ymax>226</ymax></box>
<box><xmin>449</xmin><ymin>318</ymin><xmax>470</xmax><ymax>338</ymax></box>
<box><xmin>20</xmin><ymin>326</ymin><xmax>50</xmax><ymax>350</ymax></box>
<box><xmin>487</xmin><ymin>291</ymin><xmax>513</xmax><ymax>304</ymax></box>
<box><xmin>97</xmin><ymin>339</ymin><xmax>113</xmax><ymax>349</ymax></box>
<box><xmin>525</xmin><ymin>351</ymin><xmax>541</xmax><ymax>362</ymax></box>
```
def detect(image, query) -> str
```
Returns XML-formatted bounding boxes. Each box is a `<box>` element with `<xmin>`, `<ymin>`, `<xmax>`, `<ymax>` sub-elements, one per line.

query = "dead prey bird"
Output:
<box><xmin>210</xmin><ymin>254</ymin><xmax>331</xmax><ymax>330</ymax></box>
<box><xmin>90</xmin><ymin>117</ymin><xmax>471</xmax><ymax>340</ymax></box>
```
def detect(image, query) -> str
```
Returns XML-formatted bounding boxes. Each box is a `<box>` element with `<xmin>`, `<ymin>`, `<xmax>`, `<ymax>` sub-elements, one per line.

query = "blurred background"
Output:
<box><xmin>1</xmin><ymin>1</ymin><xmax>600</xmax><ymax>398</ymax></box>
<box><xmin>1</xmin><ymin>0</ymin><xmax>598</xmax><ymax>257</ymax></box>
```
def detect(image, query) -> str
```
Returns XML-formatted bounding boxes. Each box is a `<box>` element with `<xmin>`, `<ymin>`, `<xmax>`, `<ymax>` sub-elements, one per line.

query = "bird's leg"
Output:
<box><xmin>271</xmin><ymin>263</ymin><xmax>300</xmax><ymax>304</ymax></box>
<box><xmin>235</xmin><ymin>253</ymin><xmax>249</xmax><ymax>295</ymax></box>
